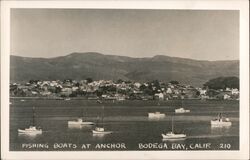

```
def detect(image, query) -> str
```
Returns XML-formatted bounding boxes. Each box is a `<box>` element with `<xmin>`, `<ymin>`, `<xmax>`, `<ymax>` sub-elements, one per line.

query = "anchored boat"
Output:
<box><xmin>211</xmin><ymin>113</ymin><xmax>232</xmax><ymax>127</ymax></box>
<box><xmin>175</xmin><ymin>108</ymin><xmax>190</xmax><ymax>113</ymax></box>
<box><xmin>92</xmin><ymin>127</ymin><xmax>112</xmax><ymax>134</ymax></box>
<box><xmin>162</xmin><ymin>117</ymin><xmax>186</xmax><ymax>139</ymax></box>
<box><xmin>175</xmin><ymin>100</ymin><xmax>190</xmax><ymax>113</ymax></box>
<box><xmin>68</xmin><ymin>118</ymin><xmax>95</xmax><ymax>125</ymax></box>
<box><xmin>68</xmin><ymin>109</ymin><xmax>94</xmax><ymax>125</ymax></box>
<box><xmin>148</xmin><ymin>112</ymin><xmax>166</xmax><ymax>118</ymax></box>
<box><xmin>92</xmin><ymin>106</ymin><xmax>112</xmax><ymax>135</ymax></box>
<box><xmin>18</xmin><ymin>107</ymin><xmax>42</xmax><ymax>134</ymax></box>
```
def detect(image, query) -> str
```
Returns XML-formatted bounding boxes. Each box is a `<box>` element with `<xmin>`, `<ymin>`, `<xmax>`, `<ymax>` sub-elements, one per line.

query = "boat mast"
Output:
<box><xmin>82</xmin><ymin>108</ymin><xmax>84</xmax><ymax>120</ymax></box>
<box><xmin>102</xmin><ymin>105</ymin><xmax>104</xmax><ymax>128</ymax></box>
<box><xmin>181</xmin><ymin>98</ymin><xmax>183</xmax><ymax>107</ymax></box>
<box><xmin>32</xmin><ymin>106</ymin><xmax>35</xmax><ymax>126</ymax></box>
<box><xmin>172</xmin><ymin>117</ymin><xmax>174</xmax><ymax>133</ymax></box>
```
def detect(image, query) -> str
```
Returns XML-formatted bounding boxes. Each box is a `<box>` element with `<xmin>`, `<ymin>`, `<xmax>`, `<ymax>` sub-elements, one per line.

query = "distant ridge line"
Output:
<box><xmin>10</xmin><ymin>52</ymin><xmax>239</xmax><ymax>87</ymax></box>
<box><xmin>10</xmin><ymin>52</ymin><xmax>239</xmax><ymax>62</ymax></box>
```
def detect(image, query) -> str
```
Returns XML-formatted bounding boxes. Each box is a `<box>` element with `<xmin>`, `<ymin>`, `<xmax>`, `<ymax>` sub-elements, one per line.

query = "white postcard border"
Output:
<box><xmin>1</xmin><ymin>0</ymin><xmax>249</xmax><ymax>160</ymax></box>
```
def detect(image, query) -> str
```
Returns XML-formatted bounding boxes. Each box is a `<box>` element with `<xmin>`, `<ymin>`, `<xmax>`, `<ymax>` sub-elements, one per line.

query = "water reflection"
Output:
<box><xmin>162</xmin><ymin>138</ymin><xmax>186</xmax><ymax>142</ymax></box>
<box><xmin>210</xmin><ymin>125</ymin><xmax>231</xmax><ymax>135</ymax></box>
<box><xmin>148</xmin><ymin>117</ymin><xmax>165</xmax><ymax>121</ymax></box>
<box><xmin>18</xmin><ymin>132</ymin><xmax>42</xmax><ymax>140</ymax></box>
<box><xmin>68</xmin><ymin>124</ymin><xmax>93</xmax><ymax>130</ymax></box>
<box><xmin>211</xmin><ymin>125</ymin><xmax>231</xmax><ymax>129</ymax></box>
<box><xmin>92</xmin><ymin>133</ymin><xmax>106</xmax><ymax>139</ymax></box>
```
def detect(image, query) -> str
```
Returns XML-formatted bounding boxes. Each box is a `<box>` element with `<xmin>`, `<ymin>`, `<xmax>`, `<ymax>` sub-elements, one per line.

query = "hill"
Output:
<box><xmin>10</xmin><ymin>52</ymin><xmax>239</xmax><ymax>87</ymax></box>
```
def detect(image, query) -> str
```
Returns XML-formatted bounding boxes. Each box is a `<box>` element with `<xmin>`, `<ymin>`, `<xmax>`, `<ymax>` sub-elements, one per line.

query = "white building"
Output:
<box><xmin>134</xmin><ymin>82</ymin><xmax>141</xmax><ymax>88</ymax></box>
<box><xmin>155</xmin><ymin>93</ymin><xmax>164</xmax><ymax>100</ymax></box>
<box><xmin>166</xmin><ymin>88</ymin><xmax>172</xmax><ymax>94</ymax></box>
<box><xmin>199</xmin><ymin>89</ymin><xmax>207</xmax><ymax>95</ymax></box>
<box><xmin>224</xmin><ymin>94</ymin><xmax>231</xmax><ymax>100</ymax></box>
<box><xmin>231</xmin><ymin>88</ymin><xmax>239</xmax><ymax>95</ymax></box>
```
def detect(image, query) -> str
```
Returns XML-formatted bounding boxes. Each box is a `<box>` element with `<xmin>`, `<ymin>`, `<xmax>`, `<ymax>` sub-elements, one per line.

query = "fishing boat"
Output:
<box><xmin>175</xmin><ymin>100</ymin><xmax>190</xmax><ymax>113</ymax></box>
<box><xmin>68</xmin><ymin>118</ymin><xmax>95</xmax><ymax>125</ymax></box>
<box><xmin>211</xmin><ymin>113</ymin><xmax>232</xmax><ymax>127</ymax></box>
<box><xmin>148</xmin><ymin>112</ymin><xmax>166</xmax><ymax>118</ymax></box>
<box><xmin>92</xmin><ymin>127</ymin><xmax>112</xmax><ymax>134</ymax></box>
<box><xmin>162</xmin><ymin>117</ymin><xmax>186</xmax><ymax>139</ymax></box>
<box><xmin>68</xmin><ymin>109</ymin><xmax>94</xmax><ymax>125</ymax></box>
<box><xmin>18</xmin><ymin>107</ymin><xmax>42</xmax><ymax>134</ymax></box>
<box><xmin>92</xmin><ymin>106</ymin><xmax>112</xmax><ymax>134</ymax></box>
<box><xmin>175</xmin><ymin>108</ymin><xmax>190</xmax><ymax>113</ymax></box>
<box><xmin>18</xmin><ymin>126</ymin><xmax>42</xmax><ymax>134</ymax></box>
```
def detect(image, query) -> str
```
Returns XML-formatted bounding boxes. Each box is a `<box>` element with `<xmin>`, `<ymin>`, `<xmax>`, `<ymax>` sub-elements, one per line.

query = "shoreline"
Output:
<box><xmin>9</xmin><ymin>97</ymin><xmax>238</xmax><ymax>101</ymax></box>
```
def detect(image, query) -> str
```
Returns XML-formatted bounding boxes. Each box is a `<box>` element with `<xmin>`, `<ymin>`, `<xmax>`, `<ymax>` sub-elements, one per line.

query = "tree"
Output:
<box><xmin>203</xmin><ymin>76</ymin><xmax>239</xmax><ymax>90</ymax></box>
<box><xmin>207</xmin><ymin>89</ymin><xmax>220</xmax><ymax>97</ymax></box>
<box><xmin>86</xmin><ymin>78</ymin><xmax>93</xmax><ymax>84</ymax></box>
<box><xmin>139</xmin><ymin>84</ymin><xmax>147</xmax><ymax>91</ymax></box>
<box><xmin>95</xmin><ymin>90</ymin><xmax>103</xmax><ymax>97</ymax></box>
<box><xmin>144</xmin><ymin>88</ymin><xmax>154</xmax><ymax>95</ymax></box>
<box><xmin>29</xmin><ymin>80</ymin><xmax>38</xmax><ymax>84</ymax></box>
<box><xmin>169</xmin><ymin>80</ymin><xmax>179</xmax><ymax>85</ymax></box>
<box><xmin>116</xmin><ymin>79</ymin><xmax>124</xmax><ymax>84</ymax></box>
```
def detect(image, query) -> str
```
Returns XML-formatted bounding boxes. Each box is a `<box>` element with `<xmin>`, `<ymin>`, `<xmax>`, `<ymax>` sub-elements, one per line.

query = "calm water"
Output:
<box><xmin>10</xmin><ymin>99</ymin><xmax>239</xmax><ymax>151</ymax></box>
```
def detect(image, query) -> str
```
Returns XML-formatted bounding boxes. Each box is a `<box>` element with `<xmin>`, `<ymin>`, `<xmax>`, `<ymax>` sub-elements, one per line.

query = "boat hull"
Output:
<box><xmin>68</xmin><ymin>121</ymin><xmax>95</xmax><ymax>125</ymax></box>
<box><xmin>18</xmin><ymin>129</ymin><xmax>42</xmax><ymax>134</ymax></box>
<box><xmin>92</xmin><ymin>130</ymin><xmax>112</xmax><ymax>134</ymax></box>
<box><xmin>148</xmin><ymin>113</ymin><xmax>166</xmax><ymax>118</ymax></box>
<box><xmin>161</xmin><ymin>133</ymin><xmax>186</xmax><ymax>139</ymax></box>
<box><xmin>210</xmin><ymin>120</ymin><xmax>232</xmax><ymax>127</ymax></box>
<box><xmin>175</xmin><ymin>109</ymin><xmax>190</xmax><ymax>113</ymax></box>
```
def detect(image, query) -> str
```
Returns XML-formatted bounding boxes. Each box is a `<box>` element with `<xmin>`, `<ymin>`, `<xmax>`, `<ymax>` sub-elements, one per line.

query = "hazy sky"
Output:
<box><xmin>11</xmin><ymin>9</ymin><xmax>239</xmax><ymax>60</ymax></box>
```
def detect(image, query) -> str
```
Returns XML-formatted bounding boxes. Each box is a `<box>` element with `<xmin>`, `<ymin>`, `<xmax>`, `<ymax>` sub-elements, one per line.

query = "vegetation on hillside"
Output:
<box><xmin>203</xmin><ymin>76</ymin><xmax>239</xmax><ymax>90</ymax></box>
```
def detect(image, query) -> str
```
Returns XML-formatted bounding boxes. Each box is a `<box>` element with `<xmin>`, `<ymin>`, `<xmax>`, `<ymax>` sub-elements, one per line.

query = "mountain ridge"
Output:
<box><xmin>10</xmin><ymin>52</ymin><xmax>239</xmax><ymax>87</ymax></box>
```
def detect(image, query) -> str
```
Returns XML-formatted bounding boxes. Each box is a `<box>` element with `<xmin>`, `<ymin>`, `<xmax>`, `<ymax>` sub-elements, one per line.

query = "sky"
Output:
<box><xmin>11</xmin><ymin>9</ymin><xmax>239</xmax><ymax>61</ymax></box>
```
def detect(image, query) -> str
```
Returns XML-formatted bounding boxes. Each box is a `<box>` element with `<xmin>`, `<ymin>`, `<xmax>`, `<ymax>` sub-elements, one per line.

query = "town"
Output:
<box><xmin>9</xmin><ymin>78</ymin><xmax>239</xmax><ymax>101</ymax></box>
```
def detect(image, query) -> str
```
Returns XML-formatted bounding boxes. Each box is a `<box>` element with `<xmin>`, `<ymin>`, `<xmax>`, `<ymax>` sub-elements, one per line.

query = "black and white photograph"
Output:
<box><xmin>1</xmin><ymin>1</ymin><xmax>249</xmax><ymax>160</ymax></box>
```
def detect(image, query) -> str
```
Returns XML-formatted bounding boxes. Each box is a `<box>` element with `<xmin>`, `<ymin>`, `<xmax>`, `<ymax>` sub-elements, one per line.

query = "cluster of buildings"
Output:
<box><xmin>9</xmin><ymin>79</ymin><xmax>239</xmax><ymax>100</ymax></box>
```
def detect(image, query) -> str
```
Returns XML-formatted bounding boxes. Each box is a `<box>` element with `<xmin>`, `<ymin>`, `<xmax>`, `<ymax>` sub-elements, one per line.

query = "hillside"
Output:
<box><xmin>10</xmin><ymin>52</ymin><xmax>239</xmax><ymax>87</ymax></box>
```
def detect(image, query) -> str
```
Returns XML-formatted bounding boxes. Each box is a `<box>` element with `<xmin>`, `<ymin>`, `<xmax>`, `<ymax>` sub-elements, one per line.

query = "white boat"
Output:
<box><xmin>20</xmin><ymin>99</ymin><xmax>25</xmax><ymax>102</ymax></box>
<box><xmin>18</xmin><ymin>107</ymin><xmax>42</xmax><ymax>134</ymax></box>
<box><xmin>162</xmin><ymin>132</ymin><xmax>186</xmax><ymax>139</ymax></box>
<box><xmin>68</xmin><ymin>118</ymin><xmax>94</xmax><ymax>125</ymax></box>
<box><xmin>18</xmin><ymin>126</ymin><xmax>42</xmax><ymax>134</ymax></box>
<box><xmin>148</xmin><ymin>112</ymin><xmax>166</xmax><ymax>118</ymax></box>
<box><xmin>64</xmin><ymin>98</ymin><xmax>71</xmax><ymax>101</ymax></box>
<box><xmin>68</xmin><ymin>109</ymin><xmax>95</xmax><ymax>125</ymax></box>
<box><xmin>162</xmin><ymin>117</ymin><xmax>186</xmax><ymax>139</ymax></box>
<box><xmin>92</xmin><ymin>127</ymin><xmax>112</xmax><ymax>134</ymax></box>
<box><xmin>175</xmin><ymin>108</ymin><xmax>190</xmax><ymax>113</ymax></box>
<box><xmin>92</xmin><ymin>106</ymin><xmax>112</xmax><ymax>135</ymax></box>
<box><xmin>211</xmin><ymin>113</ymin><xmax>232</xmax><ymax>127</ymax></box>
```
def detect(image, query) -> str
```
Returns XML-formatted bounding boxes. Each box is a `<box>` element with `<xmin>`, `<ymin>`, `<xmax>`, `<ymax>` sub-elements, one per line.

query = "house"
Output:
<box><xmin>231</xmin><ymin>88</ymin><xmax>239</xmax><ymax>95</ymax></box>
<box><xmin>201</xmin><ymin>95</ymin><xmax>209</xmax><ymax>100</ymax></box>
<box><xmin>72</xmin><ymin>86</ymin><xmax>79</xmax><ymax>92</ymax></box>
<box><xmin>224</xmin><ymin>94</ymin><xmax>231</xmax><ymax>100</ymax></box>
<box><xmin>134</xmin><ymin>82</ymin><xmax>141</xmax><ymax>88</ymax></box>
<box><xmin>199</xmin><ymin>89</ymin><xmax>207</xmax><ymax>95</ymax></box>
<box><xmin>166</xmin><ymin>88</ymin><xmax>172</xmax><ymax>94</ymax></box>
<box><xmin>61</xmin><ymin>88</ymin><xmax>73</xmax><ymax>96</ymax></box>
<box><xmin>40</xmin><ymin>91</ymin><xmax>52</xmax><ymax>96</ymax></box>
<box><xmin>155</xmin><ymin>93</ymin><xmax>164</xmax><ymax>100</ymax></box>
